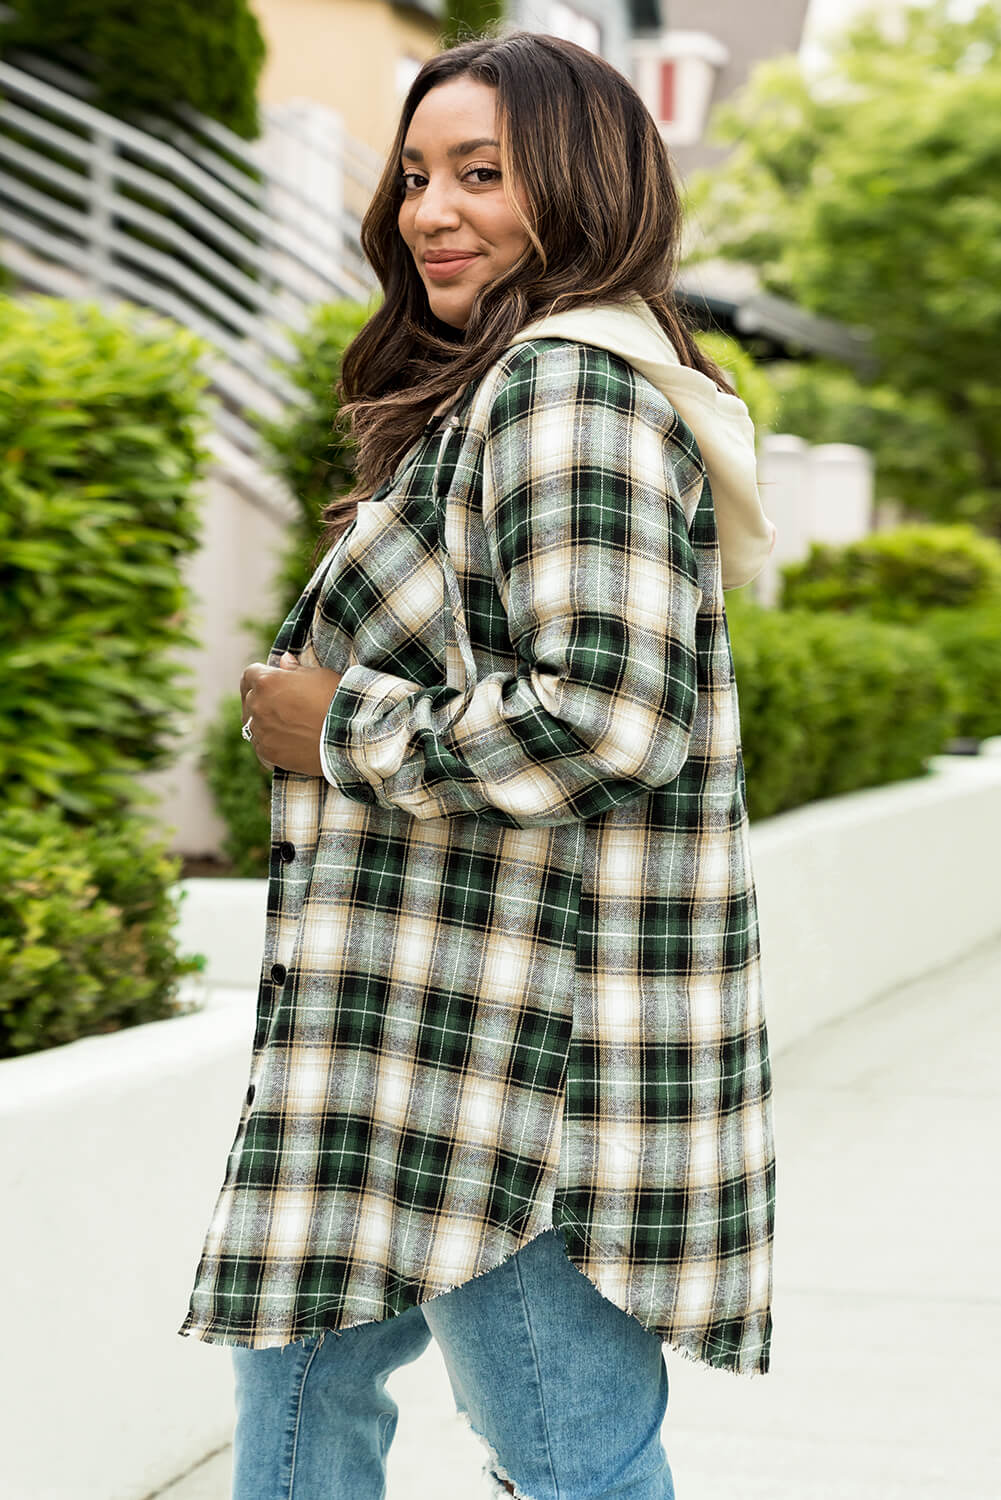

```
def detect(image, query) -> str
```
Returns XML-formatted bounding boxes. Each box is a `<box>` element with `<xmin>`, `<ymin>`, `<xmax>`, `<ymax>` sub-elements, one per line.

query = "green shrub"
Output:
<box><xmin>200</xmin><ymin>299</ymin><xmax>373</xmax><ymax>872</ymax></box>
<box><xmin>255</xmin><ymin>298</ymin><xmax>373</xmax><ymax>624</ymax></box>
<box><xmin>780</xmin><ymin>524</ymin><xmax>1001</xmax><ymax>622</ymax></box>
<box><xmin>923</xmin><ymin>601</ymin><xmax>1001</xmax><ymax>742</ymax></box>
<box><xmin>0</xmin><ymin>806</ymin><xmax>203</xmax><ymax>1058</ymax></box>
<box><xmin>0</xmin><ymin>0</ymin><xmax>267</xmax><ymax>139</ymax></box>
<box><xmin>201</xmin><ymin>694</ymin><xmax>272</xmax><ymax>877</ymax></box>
<box><xmin>729</xmin><ymin>604</ymin><xmax>956</xmax><ymax>821</ymax></box>
<box><xmin>0</xmin><ymin>295</ymin><xmax>208</xmax><ymax>817</ymax></box>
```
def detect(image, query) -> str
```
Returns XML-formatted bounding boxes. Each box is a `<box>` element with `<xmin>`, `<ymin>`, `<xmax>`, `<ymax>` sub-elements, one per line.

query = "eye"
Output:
<box><xmin>400</xmin><ymin>170</ymin><xmax>427</xmax><ymax>191</ymax></box>
<box><xmin>463</xmin><ymin>166</ymin><xmax>502</xmax><ymax>185</ymax></box>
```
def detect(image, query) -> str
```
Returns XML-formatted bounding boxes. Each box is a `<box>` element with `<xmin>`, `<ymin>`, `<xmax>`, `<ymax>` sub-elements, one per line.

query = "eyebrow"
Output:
<box><xmin>401</xmin><ymin>137</ymin><xmax>500</xmax><ymax>162</ymax></box>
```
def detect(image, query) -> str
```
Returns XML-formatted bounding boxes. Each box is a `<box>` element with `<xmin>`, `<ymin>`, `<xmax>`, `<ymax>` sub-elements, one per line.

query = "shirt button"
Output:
<box><xmin>271</xmin><ymin>963</ymin><xmax>287</xmax><ymax>985</ymax></box>
<box><xmin>278</xmin><ymin>841</ymin><xmax>296</xmax><ymax>863</ymax></box>
<box><xmin>245</xmin><ymin>1084</ymin><xmax>255</xmax><ymax>1108</ymax></box>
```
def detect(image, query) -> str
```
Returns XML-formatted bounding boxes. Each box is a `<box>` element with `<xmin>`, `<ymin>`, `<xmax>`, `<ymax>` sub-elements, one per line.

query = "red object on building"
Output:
<box><xmin>659</xmin><ymin>59</ymin><xmax>676</xmax><ymax>123</ymax></box>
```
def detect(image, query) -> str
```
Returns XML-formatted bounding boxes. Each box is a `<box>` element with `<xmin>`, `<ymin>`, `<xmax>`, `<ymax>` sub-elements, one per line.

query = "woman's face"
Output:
<box><xmin>397</xmin><ymin>76</ymin><xmax>531</xmax><ymax>330</ymax></box>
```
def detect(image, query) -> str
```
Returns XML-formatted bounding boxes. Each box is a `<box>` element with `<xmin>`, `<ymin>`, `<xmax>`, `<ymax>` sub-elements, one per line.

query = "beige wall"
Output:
<box><xmin>251</xmin><ymin>0</ymin><xmax>440</xmax><ymax>160</ymax></box>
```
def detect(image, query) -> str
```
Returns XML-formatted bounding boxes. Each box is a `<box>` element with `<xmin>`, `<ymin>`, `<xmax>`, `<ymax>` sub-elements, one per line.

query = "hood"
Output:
<box><xmin>508</xmin><ymin>295</ymin><xmax>776</xmax><ymax>590</ymax></box>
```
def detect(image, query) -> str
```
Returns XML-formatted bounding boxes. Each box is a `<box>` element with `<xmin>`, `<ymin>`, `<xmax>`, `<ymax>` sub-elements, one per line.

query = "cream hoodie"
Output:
<box><xmin>507</xmin><ymin>295</ymin><xmax>776</xmax><ymax>590</ymax></box>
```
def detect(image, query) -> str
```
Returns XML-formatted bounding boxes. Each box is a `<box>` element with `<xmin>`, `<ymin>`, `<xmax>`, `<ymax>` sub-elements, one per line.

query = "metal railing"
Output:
<box><xmin>0</xmin><ymin>53</ymin><xmax>380</xmax><ymax>459</ymax></box>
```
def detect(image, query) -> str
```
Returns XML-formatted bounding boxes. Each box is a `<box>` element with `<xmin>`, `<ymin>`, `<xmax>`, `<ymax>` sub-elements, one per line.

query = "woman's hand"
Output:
<box><xmin>240</xmin><ymin>652</ymin><xmax>342</xmax><ymax>777</ymax></box>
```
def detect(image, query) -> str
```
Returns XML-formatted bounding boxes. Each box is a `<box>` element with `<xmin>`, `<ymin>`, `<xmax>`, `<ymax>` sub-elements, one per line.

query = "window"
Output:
<box><xmin>631</xmin><ymin>31</ymin><xmax>729</xmax><ymax>147</ymax></box>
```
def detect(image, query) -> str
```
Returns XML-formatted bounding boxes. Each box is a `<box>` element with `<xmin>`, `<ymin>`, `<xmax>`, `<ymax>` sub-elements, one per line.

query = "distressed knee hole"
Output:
<box><xmin>452</xmin><ymin>1405</ymin><xmax>539</xmax><ymax>1499</ymax></box>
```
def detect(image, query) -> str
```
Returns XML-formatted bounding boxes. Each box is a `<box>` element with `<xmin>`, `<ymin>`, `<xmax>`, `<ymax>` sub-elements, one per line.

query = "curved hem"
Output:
<box><xmin>178</xmin><ymin>1218</ymin><xmax>771</xmax><ymax>1378</ymax></box>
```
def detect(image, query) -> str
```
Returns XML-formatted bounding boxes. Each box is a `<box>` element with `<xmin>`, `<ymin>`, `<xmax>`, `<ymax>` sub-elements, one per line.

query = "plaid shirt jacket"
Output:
<box><xmin>180</xmin><ymin>339</ymin><xmax>775</xmax><ymax>1374</ymax></box>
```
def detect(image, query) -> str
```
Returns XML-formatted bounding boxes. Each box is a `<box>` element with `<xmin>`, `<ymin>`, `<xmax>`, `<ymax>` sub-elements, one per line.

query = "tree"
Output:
<box><xmin>0</xmin><ymin>0</ymin><xmax>267</xmax><ymax>139</ymax></box>
<box><xmin>686</xmin><ymin>1</ymin><xmax>1001</xmax><ymax>532</ymax></box>
<box><xmin>441</xmin><ymin>0</ymin><xmax>505</xmax><ymax>47</ymax></box>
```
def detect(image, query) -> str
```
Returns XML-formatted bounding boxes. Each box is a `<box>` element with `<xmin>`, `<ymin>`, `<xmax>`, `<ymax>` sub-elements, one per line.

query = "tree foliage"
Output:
<box><xmin>687</xmin><ymin>1</ymin><xmax>1001</xmax><ymax>531</ymax></box>
<box><xmin>0</xmin><ymin>0</ymin><xmax>267</xmax><ymax>138</ymax></box>
<box><xmin>441</xmin><ymin>0</ymin><xmax>505</xmax><ymax>46</ymax></box>
<box><xmin>696</xmin><ymin>331</ymin><xmax>779</xmax><ymax>435</ymax></box>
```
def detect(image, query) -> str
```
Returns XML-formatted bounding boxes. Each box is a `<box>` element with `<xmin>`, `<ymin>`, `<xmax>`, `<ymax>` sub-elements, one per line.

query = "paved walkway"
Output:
<box><xmin>157</xmin><ymin>932</ymin><xmax>1001</xmax><ymax>1500</ymax></box>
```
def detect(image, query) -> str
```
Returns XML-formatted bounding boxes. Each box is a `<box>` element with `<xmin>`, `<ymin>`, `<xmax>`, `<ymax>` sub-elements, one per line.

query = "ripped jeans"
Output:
<box><xmin>231</xmin><ymin>1227</ymin><xmax>675</xmax><ymax>1500</ymax></box>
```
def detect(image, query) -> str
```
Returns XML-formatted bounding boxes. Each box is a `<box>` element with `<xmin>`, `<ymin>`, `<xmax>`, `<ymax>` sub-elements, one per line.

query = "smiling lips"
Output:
<box><xmin>423</xmin><ymin>250</ymin><xmax>480</xmax><ymax>280</ymax></box>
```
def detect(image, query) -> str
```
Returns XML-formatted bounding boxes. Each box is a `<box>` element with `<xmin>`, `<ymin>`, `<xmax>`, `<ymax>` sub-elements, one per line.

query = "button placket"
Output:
<box><xmin>432</xmin><ymin>416</ymin><xmax>478</xmax><ymax>692</ymax></box>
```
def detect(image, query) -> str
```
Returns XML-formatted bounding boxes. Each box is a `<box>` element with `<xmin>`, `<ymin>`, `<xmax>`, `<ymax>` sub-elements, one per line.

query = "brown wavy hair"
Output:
<box><xmin>320</xmin><ymin>31</ymin><xmax>734</xmax><ymax>549</ymax></box>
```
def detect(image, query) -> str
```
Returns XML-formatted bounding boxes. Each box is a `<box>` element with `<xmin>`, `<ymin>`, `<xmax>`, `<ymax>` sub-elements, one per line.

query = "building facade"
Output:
<box><xmin>637</xmin><ymin>1</ymin><xmax>811</xmax><ymax>176</ymax></box>
<box><xmin>250</xmin><ymin>0</ymin><xmax>442</xmax><ymax>159</ymax></box>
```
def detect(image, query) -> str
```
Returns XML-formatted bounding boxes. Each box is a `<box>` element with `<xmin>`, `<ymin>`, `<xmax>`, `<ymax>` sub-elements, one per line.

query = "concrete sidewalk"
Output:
<box><xmin>156</xmin><ymin>931</ymin><xmax>1001</xmax><ymax>1500</ymax></box>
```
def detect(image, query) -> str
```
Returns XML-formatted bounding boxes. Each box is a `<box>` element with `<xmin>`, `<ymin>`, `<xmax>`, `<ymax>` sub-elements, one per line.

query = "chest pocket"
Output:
<box><xmin>305</xmin><ymin>416</ymin><xmax>479</xmax><ymax>696</ymax></box>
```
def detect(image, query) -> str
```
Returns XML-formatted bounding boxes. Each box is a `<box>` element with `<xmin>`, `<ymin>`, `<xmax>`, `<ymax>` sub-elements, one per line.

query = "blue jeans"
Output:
<box><xmin>231</xmin><ymin>1227</ymin><xmax>675</xmax><ymax>1500</ymax></box>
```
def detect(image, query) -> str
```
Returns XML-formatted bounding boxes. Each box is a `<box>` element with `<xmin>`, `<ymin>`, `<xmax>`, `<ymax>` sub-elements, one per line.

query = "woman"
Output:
<box><xmin>181</xmin><ymin>32</ymin><xmax>776</xmax><ymax>1500</ymax></box>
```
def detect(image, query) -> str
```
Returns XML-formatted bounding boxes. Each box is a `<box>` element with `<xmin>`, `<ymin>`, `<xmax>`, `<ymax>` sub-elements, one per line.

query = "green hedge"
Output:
<box><xmin>0</xmin><ymin>0</ymin><xmax>267</xmax><ymax>139</ymax></box>
<box><xmin>728</xmin><ymin>604</ymin><xmax>956</xmax><ymax>822</ymax></box>
<box><xmin>255</xmin><ymin>298</ymin><xmax>373</xmax><ymax>625</ymax></box>
<box><xmin>0</xmin><ymin>296</ymin><xmax>208</xmax><ymax>817</ymax></box>
<box><xmin>202</xmin><ymin>694</ymin><xmax>272</xmax><ymax>876</ymax></box>
<box><xmin>780</xmin><ymin>523</ymin><xmax>1001</xmax><ymax>621</ymax></box>
<box><xmin>779</xmin><ymin>523</ymin><xmax>1001</xmax><ymax>747</ymax></box>
<box><xmin>0</xmin><ymin>807</ymin><xmax>203</xmax><ymax>1059</ymax></box>
<box><xmin>922</xmin><ymin>601</ymin><xmax>1001</xmax><ymax>742</ymax></box>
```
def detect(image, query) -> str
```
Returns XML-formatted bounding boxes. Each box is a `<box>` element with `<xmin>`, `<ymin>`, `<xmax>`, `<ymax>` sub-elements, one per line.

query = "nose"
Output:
<box><xmin>413</xmin><ymin>173</ymin><xmax>461</xmax><ymax>233</ymax></box>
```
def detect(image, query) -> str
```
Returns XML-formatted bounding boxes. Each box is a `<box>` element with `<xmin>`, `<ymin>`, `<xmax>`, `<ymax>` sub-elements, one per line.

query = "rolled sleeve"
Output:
<box><xmin>320</xmin><ymin>344</ymin><xmax>702</xmax><ymax>826</ymax></box>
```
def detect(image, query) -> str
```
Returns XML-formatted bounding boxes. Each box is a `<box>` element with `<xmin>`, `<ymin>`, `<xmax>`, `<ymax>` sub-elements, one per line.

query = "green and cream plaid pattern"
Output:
<box><xmin>180</xmin><ymin>341</ymin><xmax>775</xmax><ymax>1374</ymax></box>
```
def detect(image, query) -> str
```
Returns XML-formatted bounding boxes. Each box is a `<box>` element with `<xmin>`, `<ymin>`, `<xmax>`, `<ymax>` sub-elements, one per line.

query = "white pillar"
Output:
<box><xmin>808</xmin><ymin>443</ymin><xmax>874</xmax><ymax>548</ymax></box>
<box><xmin>753</xmin><ymin>433</ymin><xmax>811</xmax><ymax>606</ymax></box>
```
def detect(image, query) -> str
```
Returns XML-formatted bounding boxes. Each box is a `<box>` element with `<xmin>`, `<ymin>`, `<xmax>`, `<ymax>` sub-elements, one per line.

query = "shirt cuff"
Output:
<box><xmin>320</xmin><ymin>664</ymin><xmax>423</xmax><ymax>794</ymax></box>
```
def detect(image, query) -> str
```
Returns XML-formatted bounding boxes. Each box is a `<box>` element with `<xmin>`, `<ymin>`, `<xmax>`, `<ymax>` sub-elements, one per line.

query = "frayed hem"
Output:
<box><xmin>178</xmin><ymin>1221</ymin><xmax>568</xmax><ymax>1352</ymax></box>
<box><xmin>180</xmin><ymin>1216</ymin><xmax>772</xmax><ymax>1376</ymax></box>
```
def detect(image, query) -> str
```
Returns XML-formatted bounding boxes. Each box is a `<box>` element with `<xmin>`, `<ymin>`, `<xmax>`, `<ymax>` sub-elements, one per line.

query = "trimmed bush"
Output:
<box><xmin>780</xmin><ymin>523</ymin><xmax>1001</xmax><ymax>622</ymax></box>
<box><xmin>923</xmin><ymin>601</ymin><xmax>1001</xmax><ymax>742</ymax></box>
<box><xmin>254</xmin><ymin>298</ymin><xmax>373</xmax><ymax>624</ymax></box>
<box><xmin>0</xmin><ymin>295</ymin><xmax>208</xmax><ymax>817</ymax></box>
<box><xmin>729</xmin><ymin>604</ymin><xmax>956</xmax><ymax>822</ymax></box>
<box><xmin>0</xmin><ymin>0</ymin><xmax>267</xmax><ymax>139</ymax></box>
<box><xmin>201</xmin><ymin>694</ymin><xmax>272</xmax><ymax>877</ymax></box>
<box><xmin>0</xmin><ymin>807</ymin><xmax>203</xmax><ymax>1059</ymax></box>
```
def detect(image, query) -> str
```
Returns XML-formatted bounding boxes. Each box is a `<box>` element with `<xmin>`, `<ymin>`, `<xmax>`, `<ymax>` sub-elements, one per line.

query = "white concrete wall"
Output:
<box><xmin>751</xmin><ymin>750</ymin><xmax>1001</xmax><ymax>1050</ymax></box>
<box><xmin>0</xmin><ymin>998</ymin><xmax>252</xmax><ymax>1500</ymax></box>
<box><xmin>3</xmin><ymin>750</ymin><xmax>1001</xmax><ymax>1499</ymax></box>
